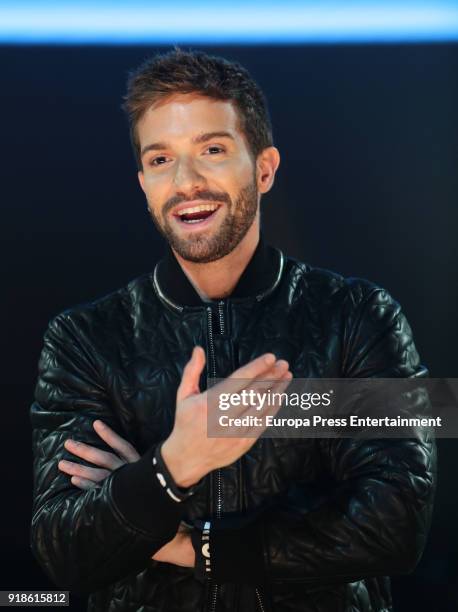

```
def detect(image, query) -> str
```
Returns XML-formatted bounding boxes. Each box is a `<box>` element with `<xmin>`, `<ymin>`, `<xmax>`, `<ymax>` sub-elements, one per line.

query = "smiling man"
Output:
<box><xmin>136</xmin><ymin>88</ymin><xmax>277</xmax><ymax>298</ymax></box>
<box><xmin>30</xmin><ymin>48</ymin><xmax>436</xmax><ymax>612</ymax></box>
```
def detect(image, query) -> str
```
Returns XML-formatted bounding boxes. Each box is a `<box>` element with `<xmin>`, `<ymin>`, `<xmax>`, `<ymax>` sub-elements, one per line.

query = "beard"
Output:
<box><xmin>146</xmin><ymin>173</ymin><xmax>259</xmax><ymax>263</ymax></box>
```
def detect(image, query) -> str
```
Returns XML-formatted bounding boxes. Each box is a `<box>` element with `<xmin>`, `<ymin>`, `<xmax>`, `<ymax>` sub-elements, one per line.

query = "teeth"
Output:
<box><xmin>176</xmin><ymin>204</ymin><xmax>219</xmax><ymax>216</ymax></box>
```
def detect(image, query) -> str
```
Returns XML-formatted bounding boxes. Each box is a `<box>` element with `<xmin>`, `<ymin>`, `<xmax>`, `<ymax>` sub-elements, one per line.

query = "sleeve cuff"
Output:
<box><xmin>110</xmin><ymin>444</ymin><xmax>186</xmax><ymax>537</ymax></box>
<box><xmin>153</xmin><ymin>441</ymin><xmax>205</xmax><ymax>502</ymax></box>
<box><xmin>191</xmin><ymin>517</ymin><xmax>266</xmax><ymax>584</ymax></box>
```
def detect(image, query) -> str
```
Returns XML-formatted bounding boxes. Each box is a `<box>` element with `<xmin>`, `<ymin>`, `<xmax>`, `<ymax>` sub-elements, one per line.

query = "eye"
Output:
<box><xmin>149</xmin><ymin>155</ymin><xmax>169</xmax><ymax>166</ymax></box>
<box><xmin>206</xmin><ymin>146</ymin><xmax>225</xmax><ymax>155</ymax></box>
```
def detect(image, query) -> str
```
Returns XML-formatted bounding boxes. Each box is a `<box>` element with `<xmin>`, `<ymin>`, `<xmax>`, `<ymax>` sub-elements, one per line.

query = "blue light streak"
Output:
<box><xmin>1</xmin><ymin>1</ymin><xmax>458</xmax><ymax>44</ymax></box>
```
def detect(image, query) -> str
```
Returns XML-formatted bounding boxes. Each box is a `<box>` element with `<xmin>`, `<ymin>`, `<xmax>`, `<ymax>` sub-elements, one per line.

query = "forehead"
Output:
<box><xmin>137</xmin><ymin>93</ymin><xmax>243</xmax><ymax>144</ymax></box>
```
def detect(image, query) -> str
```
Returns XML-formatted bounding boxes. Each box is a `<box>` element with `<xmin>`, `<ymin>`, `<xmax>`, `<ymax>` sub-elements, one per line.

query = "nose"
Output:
<box><xmin>172</xmin><ymin>155</ymin><xmax>206</xmax><ymax>193</ymax></box>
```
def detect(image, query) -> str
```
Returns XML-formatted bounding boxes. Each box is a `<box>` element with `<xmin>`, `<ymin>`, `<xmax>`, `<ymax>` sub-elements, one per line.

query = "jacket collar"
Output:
<box><xmin>152</xmin><ymin>232</ymin><xmax>285</xmax><ymax>311</ymax></box>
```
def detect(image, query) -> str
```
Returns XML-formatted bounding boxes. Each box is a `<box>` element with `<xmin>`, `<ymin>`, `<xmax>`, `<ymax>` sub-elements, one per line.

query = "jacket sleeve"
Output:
<box><xmin>30</xmin><ymin>312</ymin><xmax>190</xmax><ymax>595</ymax></box>
<box><xmin>194</xmin><ymin>282</ymin><xmax>437</xmax><ymax>585</ymax></box>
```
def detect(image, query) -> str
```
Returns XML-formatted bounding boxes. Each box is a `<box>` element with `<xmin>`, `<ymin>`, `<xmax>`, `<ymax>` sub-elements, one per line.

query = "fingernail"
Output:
<box><xmin>265</xmin><ymin>354</ymin><xmax>275</xmax><ymax>365</ymax></box>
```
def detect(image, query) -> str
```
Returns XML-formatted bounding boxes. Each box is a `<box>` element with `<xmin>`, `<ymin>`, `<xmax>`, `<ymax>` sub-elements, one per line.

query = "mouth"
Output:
<box><xmin>172</xmin><ymin>202</ymin><xmax>223</xmax><ymax>228</ymax></box>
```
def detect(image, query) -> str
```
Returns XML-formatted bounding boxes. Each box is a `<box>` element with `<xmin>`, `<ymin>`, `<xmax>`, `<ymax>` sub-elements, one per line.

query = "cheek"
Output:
<box><xmin>141</xmin><ymin>174</ymin><xmax>169</xmax><ymax>204</ymax></box>
<box><xmin>207</xmin><ymin>159</ymin><xmax>253</xmax><ymax>188</ymax></box>
<box><xmin>142</xmin><ymin>172</ymin><xmax>162</xmax><ymax>188</ymax></box>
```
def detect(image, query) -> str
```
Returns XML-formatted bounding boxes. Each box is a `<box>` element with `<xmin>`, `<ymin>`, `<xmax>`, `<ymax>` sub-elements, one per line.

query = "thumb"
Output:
<box><xmin>176</xmin><ymin>346</ymin><xmax>206</xmax><ymax>402</ymax></box>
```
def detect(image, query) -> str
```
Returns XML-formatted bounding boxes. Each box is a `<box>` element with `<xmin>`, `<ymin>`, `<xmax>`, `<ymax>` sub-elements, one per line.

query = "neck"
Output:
<box><xmin>172</xmin><ymin>222</ymin><xmax>259</xmax><ymax>301</ymax></box>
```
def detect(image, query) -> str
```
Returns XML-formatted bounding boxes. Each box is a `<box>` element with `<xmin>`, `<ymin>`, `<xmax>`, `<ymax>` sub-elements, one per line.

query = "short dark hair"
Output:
<box><xmin>122</xmin><ymin>46</ymin><xmax>274</xmax><ymax>170</ymax></box>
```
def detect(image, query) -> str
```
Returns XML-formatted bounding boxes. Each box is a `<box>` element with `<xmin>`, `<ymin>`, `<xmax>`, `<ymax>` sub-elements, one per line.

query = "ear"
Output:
<box><xmin>137</xmin><ymin>170</ymin><xmax>146</xmax><ymax>194</ymax></box>
<box><xmin>256</xmin><ymin>146</ymin><xmax>281</xmax><ymax>195</ymax></box>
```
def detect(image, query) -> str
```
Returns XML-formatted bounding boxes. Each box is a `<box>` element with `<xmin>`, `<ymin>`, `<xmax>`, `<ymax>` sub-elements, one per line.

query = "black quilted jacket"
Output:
<box><xmin>30</xmin><ymin>234</ymin><xmax>436</xmax><ymax>612</ymax></box>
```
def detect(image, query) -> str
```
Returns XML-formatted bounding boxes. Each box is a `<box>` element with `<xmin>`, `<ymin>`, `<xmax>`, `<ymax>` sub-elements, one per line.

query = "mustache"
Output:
<box><xmin>163</xmin><ymin>190</ymin><xmax>231</xmax><ymax>214</ymax></box>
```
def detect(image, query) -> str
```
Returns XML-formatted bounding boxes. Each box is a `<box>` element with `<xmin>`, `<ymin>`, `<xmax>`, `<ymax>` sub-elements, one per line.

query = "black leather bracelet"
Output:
<box><xmin>152</xmin><ymin>442</ymin><xmax>200</xmax><ymax>503</ymax></box>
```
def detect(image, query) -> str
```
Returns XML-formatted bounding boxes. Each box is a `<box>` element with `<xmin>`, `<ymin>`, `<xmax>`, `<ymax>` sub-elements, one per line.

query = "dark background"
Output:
<box><xmin>2</xmin><ymin>43</ymin><xmax>457</xmax><ymax>610</ymax></box>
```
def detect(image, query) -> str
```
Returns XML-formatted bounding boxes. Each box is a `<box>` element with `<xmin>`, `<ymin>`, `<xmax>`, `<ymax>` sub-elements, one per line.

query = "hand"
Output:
<box><xmin>151</xmin><ymin>522</ymin><xmax>195</xmax><ymax>567</ymax></box>
<box><xmin>161</xmin><ymin>347</ymin><xmax>292</xmax><ymax>488</ymax></box>
<box><xmin>58</xmin><ymin>420</ymin><xmax>140</xmax><ymax>489</ymax></box>
<box><xmin>59</xmin><ymin>422</ymin><xmax>194</xmax><ymax>566</ymax></box>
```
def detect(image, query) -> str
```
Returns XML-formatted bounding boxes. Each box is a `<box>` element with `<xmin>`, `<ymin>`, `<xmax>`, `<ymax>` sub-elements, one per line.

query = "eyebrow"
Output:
<box><xmin>140</xmin><ymin>131</ymin><xmax>235</xmax><ymax>158</ymax></box>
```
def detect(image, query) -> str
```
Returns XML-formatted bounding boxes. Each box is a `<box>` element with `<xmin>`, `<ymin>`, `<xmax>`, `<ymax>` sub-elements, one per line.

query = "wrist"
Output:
<box><xmin>160</xmin><ymin>438</ymin><xmax>206</xmax><ymax>488</ymax></box>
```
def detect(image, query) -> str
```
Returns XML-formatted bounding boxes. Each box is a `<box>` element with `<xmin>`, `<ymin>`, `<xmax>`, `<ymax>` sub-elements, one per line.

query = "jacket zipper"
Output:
<box><xmin>207</xmin><ymin>303</ymin><xmax>222</xmax><ymax>612</ymax></box>
<box><xmin>217</xmin><ymin>300</ymin><xmax>225</xmax><ymax>335</ymax></box>
<box><xmin>207</xmin><ymin>301</ymin><xmax>266</xmax><ymax>612</ymax></box>
<box><xmin>207</xmin><ymin>307</ymin><xmax>217</xmax><ymax>379</ymax></box>
<box><xmin>255</xmin><ymin>588</ymin><xmax>266</xmax><ymax>612</ymax></box>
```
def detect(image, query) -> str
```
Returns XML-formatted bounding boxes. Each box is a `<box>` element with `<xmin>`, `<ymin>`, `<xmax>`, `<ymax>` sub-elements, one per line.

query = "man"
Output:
<box><xmin>30</xmin><ymin>47</ymin><xmax>436</xmax><ymax>612</ymax></box>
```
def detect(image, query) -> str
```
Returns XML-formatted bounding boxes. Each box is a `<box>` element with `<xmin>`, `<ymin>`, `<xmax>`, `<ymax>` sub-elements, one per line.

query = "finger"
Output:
<box><xmin>215</xmin><ymin>372</ymin><xmax>293</xmax><ymax>440</ymax></box>
<box><xmin>238</xmin><ymin>372</ymin><xmax>293</xmax><ymax>437</ymax></box>
<box><xmin>92</xmin><ymin>421</ymin><xmax>140</xmax><ymax>463</ymax></box>
<box><xmin>64</xmin><ymin>438</ymin><xmax>125</xmax><ymax>470</ymax></box>
<box><xmin>258</xmin><ymin>374</ymin><xmax>294</xmax><ymax>439</ymax></box>
<box><xmin>259</xmin><ymin>372</ymin><xmax>293</xmax><ymax>418</ymax></box>
<box><xmin>211</xmin><ymin>360</ymin><xmax>290</xmax><ymax>417</ymax></box>
<box><xmin>213</xmin><ymin>353</ymin><xmax>277</xmax><ymax>397</ymax></box>
<box><xmin>177</xmin><ymin>346</ymin><xmax>206</xmax><ymax>402</ymax></box>
<box><xmin>58</xmin><ymin>459</ymin><xmax>111</xmax><ymax>482</ymax></box>
<box><xmin>70</xmin><ymin>476</ymin><xmax>100</xmax><ymax>490</ymax></box>
<box><xmin>248</xmin><ymin>360</ymin><xmax>290</xmax><ymax>395</ymax></box>
<box><xmin>243</xmin><ymin>369</ymin><xmax>293</xmax><ymax>407</ymax></box>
